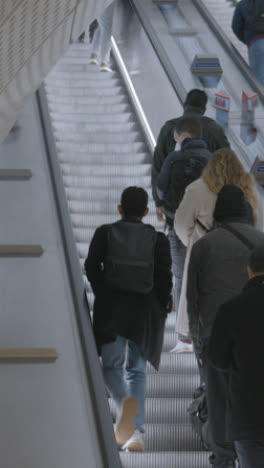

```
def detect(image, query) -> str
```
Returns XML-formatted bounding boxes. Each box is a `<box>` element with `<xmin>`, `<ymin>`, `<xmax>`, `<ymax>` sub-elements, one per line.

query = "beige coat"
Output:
<box><xmin>174</xmin><ymin>178</ymin><xmax>263</xmax><ymax>335</ymax></box>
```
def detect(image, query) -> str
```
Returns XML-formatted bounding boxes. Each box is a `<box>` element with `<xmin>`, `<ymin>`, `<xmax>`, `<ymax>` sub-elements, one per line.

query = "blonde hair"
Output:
<box><xmin>202</xmin><ymin>148</ymin><xmax>258</xmax><ymax>213</ymax></box>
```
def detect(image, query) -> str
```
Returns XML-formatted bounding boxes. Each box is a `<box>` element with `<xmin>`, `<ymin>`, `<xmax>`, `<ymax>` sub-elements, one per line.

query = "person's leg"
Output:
<box><xmin>167</xmin><ymin>227</ymin><xmax>189</xmax><ymax>346</ymax></box>
<box><xmin>90</xmin><ymin>23</ymin><xmax>101</xmax><ymax>63</ymax></box>
<box><xmin>98</xmin><ymin>1</ymin><xmax>115</xmax><ymax>66</ymax></box>
<box><xmin>101</xmin><ymin>336</ymin><xmax>139</xmax><ymax>446</ymax></box>
<box><xmin>101</xmin><ymin>335</ymin><xmax>127</xmax><ymax>408</ymax></box>
<box><xmin>167</xmin><ymin>227</ymin><xmax>186</xmax><ymax>313</ymax></box>
<box><xmin>234</xmin><ymin>440</ymin><xmax>264</xmax><ymax>468</ymax></box>
<box><xmin>248</xmin><ymin>39</ymin><xmax>264</xmax><ymax>85</ymax></box>
<box><xmin>125</xmin><ymin>339</ymin><xmax>147</xmax><ymax>433</ymax></box>
<box><xmin>202</xmin><ymin>343</ymin><xmax>236</xmax><ymax>467</ymax></box>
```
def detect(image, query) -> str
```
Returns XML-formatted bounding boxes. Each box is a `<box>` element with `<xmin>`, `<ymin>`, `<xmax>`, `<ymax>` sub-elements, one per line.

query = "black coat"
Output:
<box><xmin>85</xmin><ymin>218</ymin><xmax>172</xmax><ymax>370</ymax></box>
<box><xmin>151</xmin><ymin>105</ymin><xmax>230</xmax><ymax>206</ymax></box>
<box><xmin>209</xmin><ymin>274</ymin><xmax>264</xmax><ymax>441</ymax></box>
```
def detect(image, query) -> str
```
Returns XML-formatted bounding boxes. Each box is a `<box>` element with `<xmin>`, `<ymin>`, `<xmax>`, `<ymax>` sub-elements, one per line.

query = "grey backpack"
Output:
<box><xmin>104</xmin><ymin>221</ymin><xmax>157</xmax><ymax>294</ymax></box>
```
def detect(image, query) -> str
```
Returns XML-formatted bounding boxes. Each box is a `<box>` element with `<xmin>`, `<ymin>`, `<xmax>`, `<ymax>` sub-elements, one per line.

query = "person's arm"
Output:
<box><xmin>231</xmin><ymin>4</ymin><xmax>246</xmax><ymax>43</ymax></box>
<box><xmin>156</xmin><ymin>152</ymin><xmax>175</xmax><ymax>201</ymax></box>
<box><xmin>174</xmin><ymin>183</ymin><xmax>199</xmax><ymax>246</ymax></box>
<box><xmin>84</xmin><ymin>225</ymin><xmax>107</xmax><ymax>295</ymax></box>
<box><xmin>153</xmin><ymin>232</ymin><xmax>173</xmax><ymax>310</ymax></box>
<box><xmin>209</xmin><ymin>303</ymin><xmax>234</xmax><ymax>371</ymax></box>
<box><xmin>151</xmin><ymin>121</ymin><xmax>175</xmax><ymax>206</ymax></box>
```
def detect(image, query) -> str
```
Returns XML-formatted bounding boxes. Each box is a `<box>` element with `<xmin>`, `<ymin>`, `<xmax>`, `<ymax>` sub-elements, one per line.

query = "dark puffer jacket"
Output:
<box><xmin>152</xmin><ymin>105</ymin><xmax>230</xmax><ymax>206</ymax></box>
<box><xmin>85</xmin><ymin>218</ymin><xmax>172</xmax><ymax>370</ymax></box>
<box><xmin>156</xmin><ymin>138</ymin><xmax>211</xmax><ymax>222</ymax></box>
<box><xmin>232</xmin><ymin>0</ymin><xmax>264</xmax><ymax>45</ymax></box>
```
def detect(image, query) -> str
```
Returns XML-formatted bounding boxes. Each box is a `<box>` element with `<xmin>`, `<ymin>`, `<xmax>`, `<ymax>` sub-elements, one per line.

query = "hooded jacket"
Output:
<box><xmin>152</xmin><ymin>105</ymin><xmax>230</xmax><ymax>206</ymax></box>
<box><xmin>156</xmin><ymin>138</ymin><xmax>211</xmax><ymax>221</ymax></box>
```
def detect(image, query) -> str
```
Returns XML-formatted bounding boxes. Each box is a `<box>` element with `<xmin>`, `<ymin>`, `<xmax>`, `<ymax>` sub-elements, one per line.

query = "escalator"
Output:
<box><xmin>44</xmin><ymin>38</ymin><xmax>209</xmax><ymax>467</ymax></box>
<box><xmin>42</xmin><ymin>0</ymin><xmax>264</xmax><ymax>467</ymax></box>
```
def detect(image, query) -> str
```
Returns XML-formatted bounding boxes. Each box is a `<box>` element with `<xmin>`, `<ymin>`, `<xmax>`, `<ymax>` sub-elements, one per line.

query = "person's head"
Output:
<box><xmin>248</xmin><ymin>246</ymin><xmax>264</xmax><ymax>278</ymax></box>
<box><xmin>213</xmin><ymin>184</ymin><xmax>253</xmax><ymax>225</ymax></box>
<box><xmin>202</xmin><ymin>148</ymin><xmax>257</xmax><ymax>217</ymax></box>
<box><xmin>174</xmin><ymin>117</ymin><xmax>202</xmax><ymax>145</ymax></box>
<box><xmin>118</xmin><ymin>186</ymin><xmax>149</xmax><ymax>219</ymax></box>
<box><xmin>184</xmin><ymin>89</ymin><xmax>208</xmax><ymax>114</ymax></box>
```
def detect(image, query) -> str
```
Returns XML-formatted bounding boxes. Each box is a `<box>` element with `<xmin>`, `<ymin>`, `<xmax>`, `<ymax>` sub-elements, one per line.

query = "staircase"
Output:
<box><xmin>45</xmin><ymin>40</ymin><xmax>210</xmax><ymax>467</ymax></box>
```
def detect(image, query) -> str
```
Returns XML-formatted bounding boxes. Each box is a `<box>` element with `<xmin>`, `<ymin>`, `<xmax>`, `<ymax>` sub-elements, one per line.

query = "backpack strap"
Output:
<box><xmin>221</xmin><ymin>224</ymin><xmax>254</xmax><ymax>251</ymax></box>
<box><xmin>196</xmin><ymin>218</ymin><xmax>211</xmax><ymax>233</ymax></box>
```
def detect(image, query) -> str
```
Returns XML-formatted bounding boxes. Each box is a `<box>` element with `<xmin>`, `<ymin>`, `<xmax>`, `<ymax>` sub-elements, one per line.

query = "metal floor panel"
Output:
<box><xmin>45</xmin><ymin>40</ymin><xmax>209</xmax><ymax>467</ymax></box>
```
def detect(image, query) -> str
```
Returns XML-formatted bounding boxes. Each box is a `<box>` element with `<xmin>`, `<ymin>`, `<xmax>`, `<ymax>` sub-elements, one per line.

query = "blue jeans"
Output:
<box><xmin>168</xmin><ymin>227</ymin><xmax>187</xmax><ymax>339</ymax></box>
<box><xmin>101</xmin><ymin>335</ymin><xmax>146</xmax><ymax>432</ymax></box>
<box><xmin>235</xmin><ymin>440</ymin><xmax>264</xmax><ymax>468</ymax></box>
<box><xmin>248</xmin><ymin>38</ymin><xmax>264</xmax><ymax>85</ymax></box>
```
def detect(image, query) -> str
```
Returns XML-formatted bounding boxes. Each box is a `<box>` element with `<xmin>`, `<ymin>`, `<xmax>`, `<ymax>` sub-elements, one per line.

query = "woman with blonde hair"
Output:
<box><xmin>171</xmin><ymin>148</ymin><xmax>263</xmax><ymax>352</ymax></box>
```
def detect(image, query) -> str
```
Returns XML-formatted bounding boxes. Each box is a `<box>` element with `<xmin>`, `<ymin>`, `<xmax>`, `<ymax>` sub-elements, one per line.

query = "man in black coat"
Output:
<box><xmin>209</xmin><ymin>245</ymin><xmax>264</xmax><ymax>468</ymax></box>
<box><xmin>152</xmin><ymin>88</ymin><xmax>230</xmax><ymax>222</ymax></box>
<box><xmin>85</xmin><ymin>186</ymin><xmax>172</xmax><ymax>452</ymax></box>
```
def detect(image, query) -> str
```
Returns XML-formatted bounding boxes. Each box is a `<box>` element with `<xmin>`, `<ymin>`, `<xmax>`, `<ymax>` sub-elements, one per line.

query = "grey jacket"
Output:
<box><xmin>187</xmin><ymin>221</ymin><xmax>264</xmax><ymax>345</ymax></box>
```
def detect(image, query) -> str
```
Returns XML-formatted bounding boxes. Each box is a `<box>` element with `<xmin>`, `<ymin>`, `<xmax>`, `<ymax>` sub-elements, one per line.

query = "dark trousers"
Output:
<box><xmin>202</xmin><ymin>340</ymin><xmax>237</xmax><ymax>467</ymax></box>
<box><xmin>235</xmin><ymin>440</ymin><xmax>264</xmax><ymax>468</ymax></box>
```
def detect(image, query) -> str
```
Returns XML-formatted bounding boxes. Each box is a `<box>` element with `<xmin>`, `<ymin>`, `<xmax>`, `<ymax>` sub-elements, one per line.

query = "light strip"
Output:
<box><xmin>111</xmin><ymin>36</ymin><xmax>156</xmax><ymax>153</ymax></box>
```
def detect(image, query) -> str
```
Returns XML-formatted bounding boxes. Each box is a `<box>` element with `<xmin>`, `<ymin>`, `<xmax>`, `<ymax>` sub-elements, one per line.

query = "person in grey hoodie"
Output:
<box><xmin>187</xmin><ymin>184</ymin><xmax>264</xmax><ymax>468</ymax></box>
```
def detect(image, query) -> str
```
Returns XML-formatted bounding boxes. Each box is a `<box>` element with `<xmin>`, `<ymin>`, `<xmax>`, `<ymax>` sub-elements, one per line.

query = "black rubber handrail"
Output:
<box><xmin>130</xmin><ymin>0</ymin><xmax>186</xmax><ymax>105</ymax></box>
<box><xmin>36</xmin><ymin>85</ymin><xmax>122</xmax><ymax>468</ymax></box>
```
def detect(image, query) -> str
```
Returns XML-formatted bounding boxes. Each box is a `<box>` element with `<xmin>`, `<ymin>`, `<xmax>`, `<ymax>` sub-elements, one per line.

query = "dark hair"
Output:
<box><xmin>121</xmin><ymin>186</ymin><xmax>148</xmax><ymax>217</ymax></box>
<box><xmin>185</xmin><ymin>89</ymin><xmax>208</xmax><ymax>111</ymax></box>
<box><xmin>248</xmin><ymin>246</ymin><xmax>264</xmax><ymax>274</ymax></box>
<box><xmin>174</xmin><ymin>117</ymin><xmax>202</xmax><ymax>138</ymax></box>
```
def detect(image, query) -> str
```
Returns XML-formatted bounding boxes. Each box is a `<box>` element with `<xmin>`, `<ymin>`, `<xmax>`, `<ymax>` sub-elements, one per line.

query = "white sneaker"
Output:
<box><xmin>122</xmin><ymin>429</ymin><xmax>144</xmax><ymax>452</ymax></box>
<box><xmin>89</xmin><ymin>55</ymin><xmax>99</xmax><ymax>65</ymax></box>
<box><xmin>100</xmin><ymin>63</ymin><xmax>113</xmax><ymax>72</ymax></box>
<box><xmin>115</xmin><ymin>397</ymin><xmax>139</xmax><ymax>446</ymax></box>
<box><xmin>170</xmin><ymin>340</ymin><xmax>193</xmax><ymax>353</ymax></box>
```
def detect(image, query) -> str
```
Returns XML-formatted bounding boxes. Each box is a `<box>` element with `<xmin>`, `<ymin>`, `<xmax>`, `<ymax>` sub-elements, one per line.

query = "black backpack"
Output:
<box><xmin>246</xmin><ymin>0</ymin><xmax>264</xmax><ymax>33</ymax></box>
<box><xmin>164</xmin><ymin>151</ymin><xmax>208</xmax><ymax>215</ymax></box>
<box><xmin>104</xmin><ymin>221</ymin><xmax>157</xmax><ymax>294</ymax></box>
